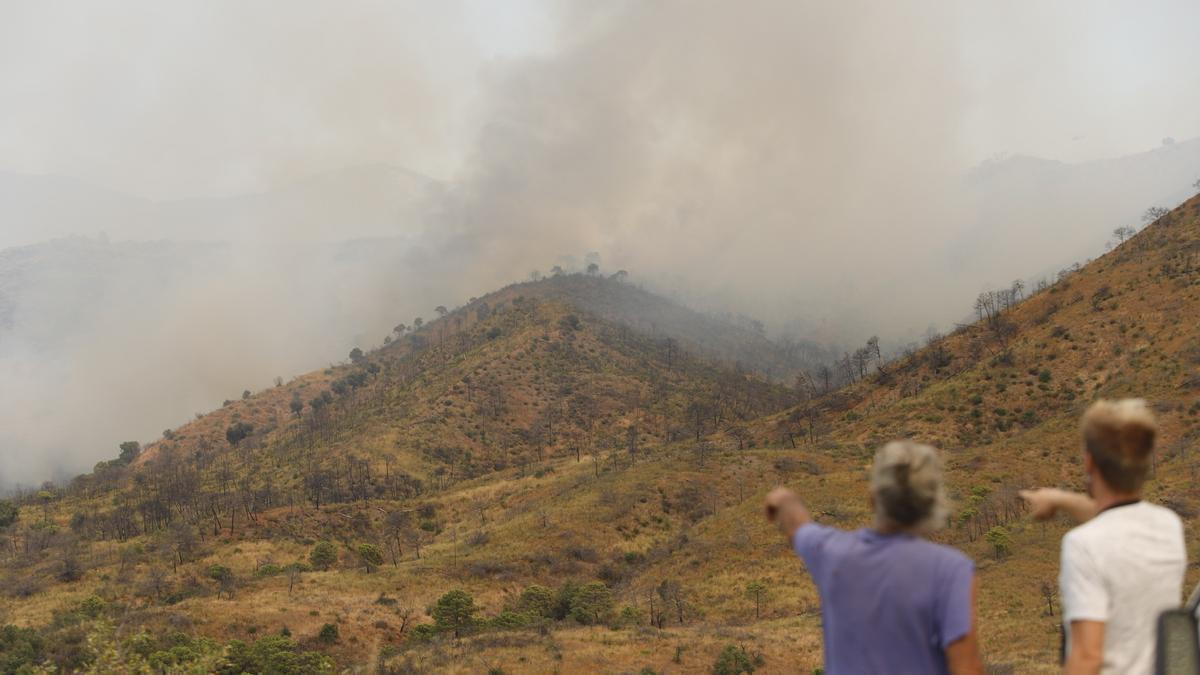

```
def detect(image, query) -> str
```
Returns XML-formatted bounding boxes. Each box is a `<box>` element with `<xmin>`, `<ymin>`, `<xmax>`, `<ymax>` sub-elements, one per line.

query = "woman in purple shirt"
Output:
<box><xmin>765</xmin><ymin>440</ymin><xmax>984</xmax><ymax>675</ymax></box>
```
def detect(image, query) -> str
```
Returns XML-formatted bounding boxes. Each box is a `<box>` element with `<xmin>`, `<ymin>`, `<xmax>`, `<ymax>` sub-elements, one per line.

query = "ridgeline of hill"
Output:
<box><xmin>1</xmin><ymin>196</ymin><xmax>1199</xmax><ymax>673</ymax></box>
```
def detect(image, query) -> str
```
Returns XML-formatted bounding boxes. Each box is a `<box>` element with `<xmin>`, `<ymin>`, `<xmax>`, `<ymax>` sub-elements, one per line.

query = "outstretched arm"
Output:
<box><xmin>764</xmin><ymin>486</ymin><xmax>812</xmax><ymax>540</ymax></box>
<box><xmin>1020</xmin><ymin>488</ymin><xmax>1098</xmax><ymax>524</ymax></box>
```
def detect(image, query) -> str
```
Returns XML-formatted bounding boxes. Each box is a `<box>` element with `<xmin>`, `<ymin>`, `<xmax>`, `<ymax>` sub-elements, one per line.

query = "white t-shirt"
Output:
<box><xmin>1060</xmin><ymin>501</ymin><xmax>1187</xmax><ymax>674</ymax></box>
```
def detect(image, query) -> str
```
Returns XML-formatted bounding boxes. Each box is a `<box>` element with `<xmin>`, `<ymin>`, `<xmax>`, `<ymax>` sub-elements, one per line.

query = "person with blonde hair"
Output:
<box><xmin>766</xmin><ymin>440</ymin><xmax>984</xmax><ymax>674</ymax></box>
<box><xmin>1022</xmin><ymin>399</ymin><xmax>1186</xmax><ymax>674</ymax></box>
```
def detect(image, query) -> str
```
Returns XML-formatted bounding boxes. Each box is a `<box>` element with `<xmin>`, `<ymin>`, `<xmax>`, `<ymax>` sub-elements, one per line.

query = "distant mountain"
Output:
<box><xmin>0</xmin><ymin>172</ymin><xmax>152</xmax><ymax>248</ymax></box>
<box><xmin>0</xmin><ymin>164</ymin><xmax>442</xmax><ymax>249</ymax></box>
<box><xmin>140</xmin><ymin>164</ymin><xmax>444</xmax><ymax>243</ymax></box>
<box><xmin>953</xmin><ymin>137</ymin><xmax>1200</xmax><ymax>286</ymax></box>
<box><xmin>0</xmin><ymin>234</ymin><xmax>427</xmax><ymax>486</ymax></box>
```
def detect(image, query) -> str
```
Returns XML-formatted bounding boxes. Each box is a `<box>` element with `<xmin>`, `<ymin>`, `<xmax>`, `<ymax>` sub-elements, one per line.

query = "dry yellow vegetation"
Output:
<box><xmin>1</xmin><ymin>196</ymin><xmax>1198</xmax><ymax>672</ymax></box>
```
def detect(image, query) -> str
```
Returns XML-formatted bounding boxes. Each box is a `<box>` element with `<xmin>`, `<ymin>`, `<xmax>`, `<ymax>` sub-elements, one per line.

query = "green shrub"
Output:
<box><xmin>217</xmin><ymin>635</ymin><xmax>332</xmax><ymax>674</ymax></box>
<box><xmin>516</xmin><ymin>584</ymin><xmax>556</xmax><ymax>618</ymax></box>
<box><xmin>432</xmin><ymin>589</ymin><xmax>478</xmax><ymax>637</ymax></box>
<box><xmin>356</xmin><ymin>544</ymin><xmax>384</xmax><ymax>573</ymax></box>
<box><xmin>78</xmin><ymin>595</ymin><xmax>106</xmax><ymax>618</ymax></box>
<box><xmin>0</xmin><ymin>501</ymin><xmax>18</xmax><ymax>528</ymax></box>
<box><xmin>255</xmin><ymin>564</ymin><xmax>285</xmax><ymax>578</ymax></box>
<box><xmin>408</xmin><ymin>624</ymin><xmax>438</xmax><ymax>643</ymax></box>
<box><xmin>490</xmin><ymin>611</ymin><xmax>532</xmax><ymax>630</ymax></box>
<box><xmin>712</xmin><ymin>644</ymin><xmax>756</xmax><ymax>674</ymax></box>
<box><xmin>207</xmin><ymin>565</ymin><xmax>233</xmax><ymax>582</ymax></box>
<box><xmin>317</xmin><ymin>623</ymin><xmax>339</xmax><ymax>644</ymax></box>
<box><xmin>0</xmin><ymin>625</ymin><xmax>45</xmax><ymax>673</ymax></box>
<box><xmin>569</xmin><ymin>582</ymin><xmax>614</xmax><ymax>625</ymax></box>
<box><xmin>309</xmin><ymin>542</ymin><xmax>337</xmax><ymax>571</ymax></box>
<box><xmin>617</xmin><ymin>605</ymin><xmax>645</xmax><ymax>628</ymax></box>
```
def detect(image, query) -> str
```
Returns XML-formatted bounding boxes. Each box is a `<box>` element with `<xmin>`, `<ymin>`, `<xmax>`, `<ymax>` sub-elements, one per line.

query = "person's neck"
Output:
<box><xmin>873</xmin><ymin>519</ymin><xmax>915</xmax><ymax>535</ymax></box>
<box><xmin>1090</xmin><ymin>480</ymin><xmax>1140</xmax><ymax>512</ymax></box>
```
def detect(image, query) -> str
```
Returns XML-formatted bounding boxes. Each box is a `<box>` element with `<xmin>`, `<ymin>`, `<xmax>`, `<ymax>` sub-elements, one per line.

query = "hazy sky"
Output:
<box><xmin>1</xmin><ymin>1</ymin><xmax>1197</xmax><ymax>200</ymax></box>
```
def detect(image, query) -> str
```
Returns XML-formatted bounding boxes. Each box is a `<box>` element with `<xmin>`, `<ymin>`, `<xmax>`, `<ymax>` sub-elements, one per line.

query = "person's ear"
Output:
<box><xmin>1083</xmin><ymin>450</ymin><xmax>1094</xmax><ymax>474</ymax></box>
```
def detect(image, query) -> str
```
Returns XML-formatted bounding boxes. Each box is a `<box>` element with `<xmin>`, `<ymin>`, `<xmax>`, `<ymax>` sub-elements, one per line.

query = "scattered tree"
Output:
<box><xmin>309</xmin><ymin>542</ymin><xmax>337</xmax><ymax>571</ymax></box>
<box><xmin>569</xmin><ymin>582</ymin><xmax>614</xmax><ymax>625</ymax></box>
<box><xmin>432</xmin><ymin>589</ymin><xmax>478</xmax><ymax>637</ymax></box>
<box><xmin>1039</xmin><ymin>580</ymin><xmax>1057</xmax><ymax>617</ymax></box>
<box><xmin>225</xmin><ymin>422</ymin><xmax>254</xmax><ymax>447</ymax></box>
<box><xmin>356</xmin><ymin>543</ymin><xmax>384</xmax><ymax>573</ymax></box>
<box><xmin>517</xmin><ymin>585</ymin><xmax>556</xmax><ymax>619</ymax></box>
<box><xmin>713</xmin><ymin>645</ymin><xmax>757</xmax><ymax>674</ymax></box>
<box><xmin>118</xmin><ymin>441</ymin><xmax>141</xmax><ymax>465</ymax></box>
<box><xmin>745</xmin><ymin>580</ymin><xmax>767</xmax><ymax>620</ymax></box>
<box><xmin>1143</xmin><ymin>206</ymin><xmax>1170</xmax><ymax>224</ymax></box>
<box><xmin>0</xmin><ymin>500</ymin><xmax>18</xmax><ymax>528</ymax></box>
<box><xmin>985</xmin><ymin>526</ymin><xmax>1012</xmax><ymax>560</ymax></box>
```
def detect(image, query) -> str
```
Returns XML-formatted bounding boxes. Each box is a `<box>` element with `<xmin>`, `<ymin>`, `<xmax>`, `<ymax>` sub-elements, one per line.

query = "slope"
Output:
<box><xmin>0</xmin><ymin>277</ymin><xmax>802</xmax><ymax>672</ymax></box>
<box><xmin>2</xmin><ymin>193</ymin><xmax>1199</xmax><ymax>673</ymax></box>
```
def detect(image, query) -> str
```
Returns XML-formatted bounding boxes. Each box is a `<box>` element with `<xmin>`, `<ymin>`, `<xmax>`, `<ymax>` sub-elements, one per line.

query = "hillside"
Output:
<box><xmin>0</xmin><ymin>277</ymin><xmax>803</xmax><ymax>672</ymax></box>
<box><xmin>0</xmin><ymin>194</ymin><xmax>1199</xmax><ymax>673</ymax></box>
<box><xmin>471</xmin><ymin>274</ymin><xmax>837</xmax><ymax>381</ymax></box>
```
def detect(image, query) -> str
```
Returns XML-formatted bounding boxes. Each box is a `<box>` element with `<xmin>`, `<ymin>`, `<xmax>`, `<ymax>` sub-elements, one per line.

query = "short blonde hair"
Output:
<box><xmin>870</xmin><ymin>440</ymin><xmax>948</xmax><ymax>532</ymax></box>
<box><xmin>1081</xmin><ymin>399</ymin><xmax>1157</xmax><ymax>493</ymax></box>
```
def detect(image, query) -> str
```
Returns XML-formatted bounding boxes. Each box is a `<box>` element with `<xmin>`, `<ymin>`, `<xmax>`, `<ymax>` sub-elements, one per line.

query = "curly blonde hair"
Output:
<box><xmin>870</xmin><ymin>440</ymin><xmax>949</xmax><ymax>533</ymax></box>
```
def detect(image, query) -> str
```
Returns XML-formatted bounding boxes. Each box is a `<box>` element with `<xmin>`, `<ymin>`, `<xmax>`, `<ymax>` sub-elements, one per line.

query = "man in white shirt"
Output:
<box><xmin>1022</xmin><ymin>399</ymin><xmax>1186</xmax><ymax>675</ymax></box>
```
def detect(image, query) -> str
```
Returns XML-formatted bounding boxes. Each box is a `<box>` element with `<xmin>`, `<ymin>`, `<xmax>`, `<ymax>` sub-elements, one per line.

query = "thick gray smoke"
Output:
<box><xmin>435</xmin><ymin>1</ymin><xmax>1200</xmax><ymax>340</ymax></box>
<box><xmin>2</xmin><ymin>1</ymin><xmax>1199</xmax><ymax>485</ymax></box>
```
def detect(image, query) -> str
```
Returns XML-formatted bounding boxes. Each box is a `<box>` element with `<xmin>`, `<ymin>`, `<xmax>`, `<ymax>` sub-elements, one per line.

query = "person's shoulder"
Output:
<box><xmin>1063</xmin><ymin>518</ymin><xmax>1104</xmax><ymax>548</ymax></box>
<box><xmin>793</xmin><ymin>522</ymin><xmax>846</xmax><ymax>548</ymax></box>
<box><xmin>1138</xmin><ymin>500</ymin><xmax>1184</xmax><ymax>525</ymax></box>
<box><xmin>798</xmin><ymin>522</ymin><xmax>848</xmax><ymax>542</ymax></box>
<box><xmin>914</xmin><ymin>537</ymin><xmax>974</xmax><ymax>571</ymax></box>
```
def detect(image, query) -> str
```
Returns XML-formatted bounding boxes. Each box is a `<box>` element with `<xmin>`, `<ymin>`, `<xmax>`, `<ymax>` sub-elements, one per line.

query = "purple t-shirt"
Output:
<box><xmin>793</xmin><ymin>524</ymin><xmax>975</xmax><ymax>675</ymax></box>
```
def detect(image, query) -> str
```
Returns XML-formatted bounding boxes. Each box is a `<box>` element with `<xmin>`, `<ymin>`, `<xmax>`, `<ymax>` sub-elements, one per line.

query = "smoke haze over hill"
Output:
<box><xmin>2</xmin><ymin>1</ymin><xmax>1200</xmax><ymax>484</ymax></box>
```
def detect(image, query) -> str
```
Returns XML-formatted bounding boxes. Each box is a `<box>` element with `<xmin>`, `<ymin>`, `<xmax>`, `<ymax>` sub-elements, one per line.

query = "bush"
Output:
<box><xmin>408</xmin><ymin>624</ymin><xmax>438</xmax><ymax>643</ymax></box>
<box><xmin>317</xmin><ymin>623</ymin><xmax>339</xmax><ymax>644</ymax></box>
<box><xmin>489</xmin><ymin>611</ymin><xmax>533</xmax><ymax>630</ymax></box>
<box><xmin>985</xmin><ymin>526</ymin><xmax>1013</xmax><ymax>560</ymax></box>
<box><xmin>569</xmin><ymin>582</ymin><xmax>614</xmax><ymax>625</ymax></box>
<box><xmin>432</xmin><ymin>589</ymin><xmax>478</xmax><ymax>637</ymax></box>
<box><xmin>207</xmin><ymin>565</ymin><xmax>232</xmax><ymax>582</ymax></box>
<box><xmin>516</xmin><ymin>584</ymin><xmax>556</xmax><ymax>618</ymax></box>
<box><xmin>553</xmin><ymin>580</ymin><xmax>582</xmax><ymax>620</ymax></box>
<box><xmin>254</xmin><ymin>564</ymin><xmax>285</xmax><ymax>578</ymax></box>
<box><xmin>0</xmin><ymin>624</ymin><xmax>45</xmax><ymax>673</ymax></box>
<box><xmin>356</xmin><ymin>544</ymin><xmax>384</xmax><ymax>573</ymax></box>
<box><xmin>217</xmin><ymin>635</ymin><xmax>332</xmax><ymax>674</ymax></box>
<box><xmin>78</xmin><ymin>595</ymin><xmax>106</xmax><ymax>618</ymax></box>
<box><xmin>713</xmin><ymin>644</ymin><xmax>756</xmax><ymax>674</ymax></box>
<box><xmin>0</xmin><ymin>501</ymin><xmax>18</xmax><ymax>529</ymax></box>
<box><xmin>617</xmin><ymin>605</ymin><xmax>645</xmax><ymax>628</ymax></box>
<box><xmin>309</xmin><ymin>542</ymin><xmax>337</xmax><ymax>571</ymax></box>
